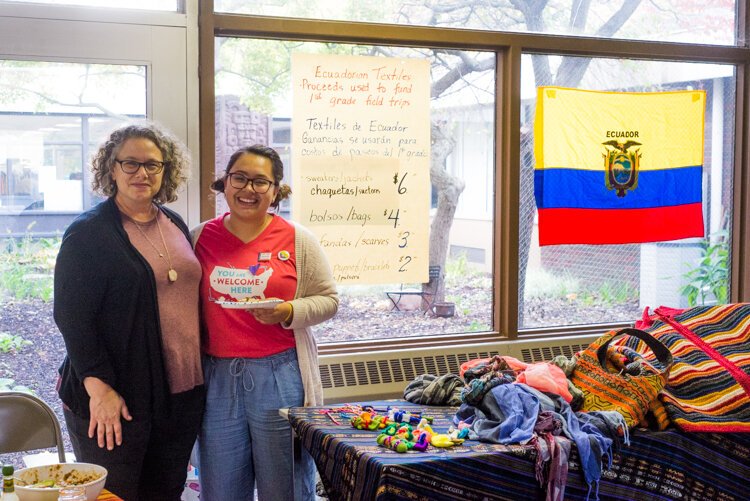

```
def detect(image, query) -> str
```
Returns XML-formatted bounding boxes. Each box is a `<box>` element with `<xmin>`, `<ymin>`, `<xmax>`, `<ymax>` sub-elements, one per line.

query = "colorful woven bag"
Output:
<box><xmin>624</xmin><ymin>303</ymin><xmax>750</xmax><ymax>432</ymax></box>
<box><xmin>570</xmin><ymin>328</ymin><xmax>673</xmax><ymax>428</ymax></box>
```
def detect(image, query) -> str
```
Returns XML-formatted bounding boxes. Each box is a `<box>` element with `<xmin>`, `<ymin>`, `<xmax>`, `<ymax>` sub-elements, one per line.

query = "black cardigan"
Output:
<box><xmin>54</xmin><ymin>197</ymin><xmax>191</xmax><ymax>419</ymax></box>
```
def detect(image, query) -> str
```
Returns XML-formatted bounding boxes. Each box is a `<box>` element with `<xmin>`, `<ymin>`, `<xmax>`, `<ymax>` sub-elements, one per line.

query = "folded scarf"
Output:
<box><xmin>403</xmin><ymin>373</ymin><xmax>464</xmax><ymax>406</ymax></box>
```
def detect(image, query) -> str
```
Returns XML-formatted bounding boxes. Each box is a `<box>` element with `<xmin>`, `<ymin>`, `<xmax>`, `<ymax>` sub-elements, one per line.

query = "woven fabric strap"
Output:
<box><xmin>596</xmin><ymin>327</ymin><xmax>673</xmax><ymax>375</ymax></box>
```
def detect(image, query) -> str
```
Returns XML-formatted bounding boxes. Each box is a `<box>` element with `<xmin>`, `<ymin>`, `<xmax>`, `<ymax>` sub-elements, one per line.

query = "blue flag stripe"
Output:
<box><xmin>534</xmin><ymin>165</ymin><xmax>703</xmax><ymax>210</ymax></box>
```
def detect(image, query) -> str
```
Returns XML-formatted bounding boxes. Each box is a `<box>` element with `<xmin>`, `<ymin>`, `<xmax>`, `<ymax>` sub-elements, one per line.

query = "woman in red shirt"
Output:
<box><xmin>193</xmin><ymin>145</ymin><xmax>338</xmax><ymax>500</ymax></box>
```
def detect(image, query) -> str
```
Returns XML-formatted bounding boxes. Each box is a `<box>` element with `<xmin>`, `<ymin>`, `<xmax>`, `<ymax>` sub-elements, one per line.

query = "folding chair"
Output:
<box><xmin>0</xmin><ymin>391</ymin><xmax>66</xmax><ymax>463</ymax></box>
<box><xmin>385</xmin><ymin>265</ymin><xmax>441</xmax><ymax>312</ymax></box>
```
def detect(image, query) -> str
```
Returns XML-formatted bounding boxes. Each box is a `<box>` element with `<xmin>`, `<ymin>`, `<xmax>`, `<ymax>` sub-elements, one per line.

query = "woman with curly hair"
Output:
<box><xmin>54</xmin><ymin>122</ymin><xmax>205</xmax><ymax>500</ymax></box>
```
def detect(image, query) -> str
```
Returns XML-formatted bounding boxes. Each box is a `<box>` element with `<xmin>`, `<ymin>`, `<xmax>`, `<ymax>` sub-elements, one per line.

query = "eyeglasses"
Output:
<box><xmin>226</xmin><ymin>173</ymin><xmax>276</xmax><ymax>193</ymax></box>
<box><xmin>115</xmin><ymin>159</ymin><xmax>165</xmax><ymax>175</ymax></box>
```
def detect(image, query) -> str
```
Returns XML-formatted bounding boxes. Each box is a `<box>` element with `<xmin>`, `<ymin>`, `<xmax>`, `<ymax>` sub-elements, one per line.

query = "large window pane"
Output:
<box><xmin>0</xmin><ymin>60</ymin><xmax>146</xmax><ymax>235</ymax></box>
<box><xmin>215</xmin><ymin>1</ymin><xmax>739</xmax><ymax>46</ymax></box>
<box><xmin>215</xmin><ymin>38</ymin><xmax>495</xmax><ymax>343</ymax></box>
<box><xmin>519</xmin><ymin>55</ymin><xmax>735</xmax><ymax>329</ymax></box>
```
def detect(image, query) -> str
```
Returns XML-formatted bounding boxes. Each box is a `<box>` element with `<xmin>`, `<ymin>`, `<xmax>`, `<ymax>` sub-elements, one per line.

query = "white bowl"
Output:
<box><xmin>14</xmin><ymin>462</ymin><xmax>107</xmax><ymax>501</ymax></box>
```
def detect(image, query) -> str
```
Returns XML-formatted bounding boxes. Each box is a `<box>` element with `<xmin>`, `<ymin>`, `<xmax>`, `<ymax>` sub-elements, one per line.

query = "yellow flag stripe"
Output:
<box><xmin>535</xmin><ymin>87</ymin><xmax>706</xmax><ymax>172</ymax></box>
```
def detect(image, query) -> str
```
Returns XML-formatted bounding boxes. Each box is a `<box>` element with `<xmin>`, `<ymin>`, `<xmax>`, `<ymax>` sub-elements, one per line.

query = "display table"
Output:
<box><xmin>97</xmin><ymin>489</ymin><xmax>122</xmax><ymax>500</ymax></box>
<box><xmin>288</xmin><ymin>401</ymin><xmax>750</xmax><ymax>501</ymax></box>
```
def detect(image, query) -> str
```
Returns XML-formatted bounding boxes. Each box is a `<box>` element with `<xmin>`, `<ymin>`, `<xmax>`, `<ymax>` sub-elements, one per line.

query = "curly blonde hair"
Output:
<box><xmin>90</xmin><ymin>122</ymin><xmax>190</xmax><ymax>204</ymax></box>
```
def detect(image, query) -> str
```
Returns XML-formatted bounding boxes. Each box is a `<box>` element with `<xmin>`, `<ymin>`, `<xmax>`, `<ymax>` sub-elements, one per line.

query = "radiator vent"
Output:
<box><xmin>366</xmin><ymin>360</ymin><xmax>380</xmax><ymax>385</ymax></box>
<box><xmin>378</xmin><ymin>359</ymin><xmax>392</xmax><ymax>383</ymax></box>
<box><xmin>519</xmin><ymin>343</ymin><xmax>586</xmax><ymax>364</ymax></box>
<box><xmin>329</xmin><ymin>363</ymin><xmax>345</xmax><ymax>388</ymax></box>
<box><xmin>319</xmin><ymin>350</ymin><xmax>500</xmax><ymax>390</ymax></box>
<box><xmin>319</xmin><ymin>364</ymin><xmax>331</xmax><ymax>388</ymax></box>
<box><xmin>391</xmin><ymin>359</ymin><xmax>404</xmax><ymax>382</ymax></box>
<box><xmin>318</xmin><ymin>335</ymin><xmax>598</xmax><ymax>401</ymax></box>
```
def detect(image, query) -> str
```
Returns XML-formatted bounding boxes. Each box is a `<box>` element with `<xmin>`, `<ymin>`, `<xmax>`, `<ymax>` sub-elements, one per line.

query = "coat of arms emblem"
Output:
<box><xmin>602</xmin><ymin>140</ymin><xmax>641</xmax><ymax>197</ymax></box>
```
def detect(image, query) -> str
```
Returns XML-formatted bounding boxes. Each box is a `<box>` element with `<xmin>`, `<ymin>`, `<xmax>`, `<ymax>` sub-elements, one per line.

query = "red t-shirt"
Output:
<box><xmin>195</xmin><ymin>213</ymin><xmax>297</xmax><ymax>358</ymax></box>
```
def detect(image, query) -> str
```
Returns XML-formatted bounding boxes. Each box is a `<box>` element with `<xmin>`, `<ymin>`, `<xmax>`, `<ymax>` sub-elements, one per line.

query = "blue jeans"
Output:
<box><xmin>199</xmin><ymin>349</ymin><xmax>316</xmax><ymax>501</ymax></box>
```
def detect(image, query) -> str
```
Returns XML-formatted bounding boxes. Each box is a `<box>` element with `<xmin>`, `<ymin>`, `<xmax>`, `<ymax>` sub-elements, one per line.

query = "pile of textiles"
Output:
<box><xmin>403</xmin><ymin>304</ymin><xmax>750</xmax><ymax>500</ymax></box>
<box><xmin>405</xmin><ymin>355</ymin><xmax>628</xmax><ymax>501</ymax></box>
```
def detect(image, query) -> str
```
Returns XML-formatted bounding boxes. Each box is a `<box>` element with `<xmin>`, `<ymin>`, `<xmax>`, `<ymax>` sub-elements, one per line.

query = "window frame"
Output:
<box><xmin>0</xmin><ymin>0</ymin><xmax>201</xmax><ymax>228</ymax></box>
<box><xmin>198</xmin><ymin>2</ymin><xmax>750</xmax><ymax>353</ymax></box>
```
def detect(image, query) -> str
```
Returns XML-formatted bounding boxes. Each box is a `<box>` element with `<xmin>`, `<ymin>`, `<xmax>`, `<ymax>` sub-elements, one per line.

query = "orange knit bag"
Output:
<box><xmin>570</xmin><ymin>328</ymin><xmax>673</xmax><ymax>429</ymax></box>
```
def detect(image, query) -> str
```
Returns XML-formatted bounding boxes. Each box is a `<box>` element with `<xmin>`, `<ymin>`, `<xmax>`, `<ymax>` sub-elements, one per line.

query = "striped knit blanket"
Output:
<box><xmin>620</xmin><ymin>303</ymin><xmax>750</xmax><ymax>432</ymax></box>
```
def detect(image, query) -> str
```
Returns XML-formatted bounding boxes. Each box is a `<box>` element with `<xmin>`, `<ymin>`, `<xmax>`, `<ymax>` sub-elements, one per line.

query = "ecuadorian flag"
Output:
<box><xmin>534</xmin><ymin>87</ymin><xmax>705</xmax><ymax>246</ymax></box>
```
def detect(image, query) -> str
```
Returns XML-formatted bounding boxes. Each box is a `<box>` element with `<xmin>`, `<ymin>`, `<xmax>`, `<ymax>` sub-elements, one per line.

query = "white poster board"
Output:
<box><xmin>291</xmin><ymin>53</ymin><xmax>431</xmax><ymax>285</ymax></box>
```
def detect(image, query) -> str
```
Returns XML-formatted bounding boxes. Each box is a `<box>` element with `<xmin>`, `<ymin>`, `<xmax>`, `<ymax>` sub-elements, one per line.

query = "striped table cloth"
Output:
<box><xmin>289</xmin><ymin>401</ymin><xmax>750</xmax><ymax>500</ymax></box>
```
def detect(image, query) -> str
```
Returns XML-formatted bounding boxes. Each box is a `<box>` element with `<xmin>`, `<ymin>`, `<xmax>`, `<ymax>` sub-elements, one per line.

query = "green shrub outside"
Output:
<box><xmin>0</xmin><ymin>230</ymin><xmax>59</xmax><ymax>302</ymax></box>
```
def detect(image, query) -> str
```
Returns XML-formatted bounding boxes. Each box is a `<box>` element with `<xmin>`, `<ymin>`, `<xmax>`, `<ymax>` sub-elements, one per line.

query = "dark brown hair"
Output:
<box><xmin>210</xmin><ymin>144</ymin><xmax>291</xmax><ymax>209</ymax></box>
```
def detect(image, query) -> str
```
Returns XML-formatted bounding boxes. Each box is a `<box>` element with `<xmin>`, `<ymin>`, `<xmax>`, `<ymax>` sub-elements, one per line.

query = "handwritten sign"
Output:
<box><xmin>291</xmin><ymin>53</ymin><xmax>430</xmax><ymax>285</ymax></box>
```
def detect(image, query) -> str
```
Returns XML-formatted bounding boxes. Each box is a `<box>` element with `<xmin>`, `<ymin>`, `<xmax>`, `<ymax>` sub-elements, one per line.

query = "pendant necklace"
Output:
<box><xmin>133</xmin><ymin>208</ymin><xmax>178</xmax><ymax>283</ymax></box>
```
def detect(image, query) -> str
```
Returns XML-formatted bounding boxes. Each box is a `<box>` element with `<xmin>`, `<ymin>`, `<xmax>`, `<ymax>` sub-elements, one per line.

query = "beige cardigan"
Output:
<box><xmin>191</xmin><ymin>219</ymin><xmax>338</xmax><ymax>406</ymax></box>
